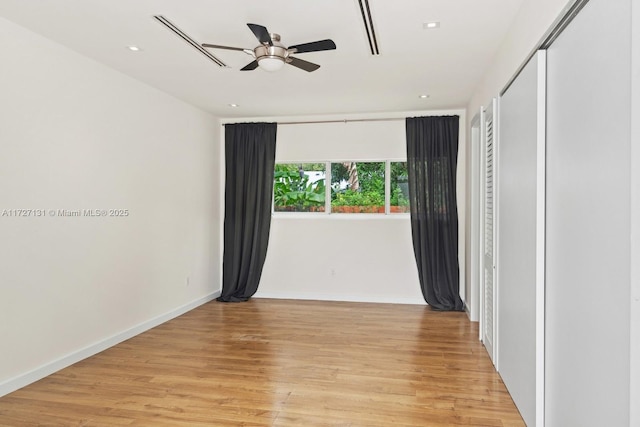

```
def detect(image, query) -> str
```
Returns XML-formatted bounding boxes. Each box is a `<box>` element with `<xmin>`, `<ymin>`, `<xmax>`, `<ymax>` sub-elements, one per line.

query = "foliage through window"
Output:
<box><xmin>273</xmin><ymin>163</ymin><xmax>325</xmax><ymax>212</ymax></box>
<box><xmin>273</xmin><ymin>161</ymin><xmax>410</xmax><ymax>214</ymax></box>
<box><xmin>390</xmin><ymin>162</ymin><xmax>410</xmax><ymax>213</ymax></box>
<box><xmin>331</xmin><ymin>162</ymin><xmax>385</xmax><ymax>213</ymax></box>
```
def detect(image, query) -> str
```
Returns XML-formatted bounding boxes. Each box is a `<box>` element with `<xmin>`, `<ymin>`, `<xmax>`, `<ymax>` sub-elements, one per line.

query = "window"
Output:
<box><xmin>273</xmin><ymin>163</ymin><xmax>325</xmax><ymax>212</ymax></box>
<box><xmin>273</xmin><ymin>161</ymin><xmax>409</xmax><ymax>214</ymax></box>
<box><xmin>390</xmin><ymin>162</ymin><xmax>410</xmax><ymax>213</ymax></box>
<box><xmin>331</xmin><ymin>162</ymin><xmax>385</xmax><ymax>213</ymax></box>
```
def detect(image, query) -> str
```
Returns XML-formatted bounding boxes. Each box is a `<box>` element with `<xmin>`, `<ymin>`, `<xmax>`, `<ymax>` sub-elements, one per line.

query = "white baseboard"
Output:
<box><xmin>253</xmin><ymin>291</ymin><xmax>425</xmax><ymax>305</ymax></box>
<box><xmin>0</xmin><ymin>291</ymin><xmax>220</xmax><ymax>398</ymax></box>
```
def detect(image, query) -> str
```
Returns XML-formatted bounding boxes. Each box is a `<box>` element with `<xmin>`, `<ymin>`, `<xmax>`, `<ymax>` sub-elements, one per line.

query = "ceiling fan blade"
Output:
<box><xmin>288</xmin><ymin>39</ymin><xmax>336</xmax><ymax>54</ymax></box>
<box><xmin>247</xmin><ymin>23</ymin><xmax>273</xmax><ymax>46</ymax></box>
<box><xmin>202</xmin><ymin>43</ymin><xmax>247</xmax><ymax>52</ymax></box>
<box><xmin>288</xmin><ymin>57</ymin><xmax>320</xmax><ymax>72</ymax></box>
<box><xmin>240</xmin><ymin>60</ymin><xmax>259</xmax><ymax>71</ymax></box>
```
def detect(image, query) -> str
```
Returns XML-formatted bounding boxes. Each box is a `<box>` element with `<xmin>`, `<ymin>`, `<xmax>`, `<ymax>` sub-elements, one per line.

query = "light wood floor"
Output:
<box><xmin>0</xmin><ymin>299</ymin><xmax>524</xmax><ymax>426</ymax></box>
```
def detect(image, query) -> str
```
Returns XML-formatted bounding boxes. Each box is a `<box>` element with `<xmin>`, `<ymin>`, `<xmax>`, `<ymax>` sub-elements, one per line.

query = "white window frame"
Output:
<box><xmin>272</xmin><ymin>159</ymin><xmax>409</xmax><ymax>217</ymax></box>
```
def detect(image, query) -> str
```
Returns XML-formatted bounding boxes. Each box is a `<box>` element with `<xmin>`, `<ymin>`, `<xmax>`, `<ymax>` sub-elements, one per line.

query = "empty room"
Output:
<box><xmin>0</xmin><ymin>0</ymin><xmax>637</xmax><ymax>426</ymax></box>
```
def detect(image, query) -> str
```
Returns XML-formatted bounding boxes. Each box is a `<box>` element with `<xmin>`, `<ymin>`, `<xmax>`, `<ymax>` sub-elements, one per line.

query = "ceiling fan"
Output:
<box><xmin>202</xmin><ymin>23</ymin><xmax>336</xmax><ymax>72</ymax></box>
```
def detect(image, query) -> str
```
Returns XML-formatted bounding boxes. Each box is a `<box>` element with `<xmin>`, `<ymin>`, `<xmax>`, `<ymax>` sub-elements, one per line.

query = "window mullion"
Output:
<box><xmin>325</xmin><ymin>161</ymin><xmax>331</xmax><ymax>214</ymax></box>
<box><xmin>385</xmin><ymin>160</ymin><xmax>391</xmax><ymax>215</ymax></box>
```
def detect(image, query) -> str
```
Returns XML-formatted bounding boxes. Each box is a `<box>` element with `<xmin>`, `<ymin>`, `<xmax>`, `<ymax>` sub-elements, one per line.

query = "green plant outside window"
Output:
<box><xmin>272</xmin><ymin>161</ymin><xmax>410</xmax><ymax>214</ymax></box>
<box><xmin>273</xmin><ymin>163</ymin><xmax>325</xmax><ymax>212</ymax></box>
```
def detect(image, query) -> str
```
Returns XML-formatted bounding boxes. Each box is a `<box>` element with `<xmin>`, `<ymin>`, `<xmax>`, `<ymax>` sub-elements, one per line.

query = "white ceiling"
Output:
<box><xmin>0</xmin><ymin>0</ymin><xmax>525</xmax><ymax>118</ymax></box>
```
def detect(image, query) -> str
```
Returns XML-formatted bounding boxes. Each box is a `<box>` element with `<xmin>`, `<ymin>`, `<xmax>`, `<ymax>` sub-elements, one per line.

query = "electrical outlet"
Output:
<box><xmin>186</xmin><ymin>276</ymin><xmax>190</xmax><ymax>287</ymax></box>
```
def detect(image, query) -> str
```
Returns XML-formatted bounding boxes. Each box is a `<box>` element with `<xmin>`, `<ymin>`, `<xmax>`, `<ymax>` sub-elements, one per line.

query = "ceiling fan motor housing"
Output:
<box><xmin>254</xmin><ymin>33</ymin><xmax>289</xmax><ymax>63</ymax></box>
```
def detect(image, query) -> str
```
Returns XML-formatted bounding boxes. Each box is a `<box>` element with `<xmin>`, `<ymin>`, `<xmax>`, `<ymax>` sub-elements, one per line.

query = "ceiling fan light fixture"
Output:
<box><xmin>258</xmin><ymin>56</ymin><xmax>285</xmax><ymax>72</ymax></box>
<box><xmin>254</xmin><ymin>39</ymin><xmax>287</xmax><ymax>72</ymax></box>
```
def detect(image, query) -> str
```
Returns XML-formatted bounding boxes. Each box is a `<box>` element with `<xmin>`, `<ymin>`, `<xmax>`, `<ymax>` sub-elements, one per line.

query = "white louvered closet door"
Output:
<box><xmin>482</xmin><ymin>100</ymin><xmax>498</xmax><ymax>365</ymax></box>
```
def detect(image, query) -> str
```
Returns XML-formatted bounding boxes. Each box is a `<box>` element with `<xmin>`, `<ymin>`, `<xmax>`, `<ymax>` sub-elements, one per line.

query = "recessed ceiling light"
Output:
<box><xmin>423</xmin><ymin>22</ymin><xmax>440</xmax><ymax>30</ymax></box>
<box><xmin>228</xmin><ymin>103</ymin><xmax>239</xmax><ymax>108</ymax></box>
<box><xmin>127</xmin><ymin>45</ymin><xmax>141</xmax><ymax>51</ymax></box>
<box><xmin>419</xmin><ymin>94</ymin><xmax>430</xmax><ymax>99</ymax></box>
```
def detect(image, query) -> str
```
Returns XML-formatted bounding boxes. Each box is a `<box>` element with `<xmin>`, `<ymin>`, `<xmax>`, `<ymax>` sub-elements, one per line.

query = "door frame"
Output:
<box><xmin>468</xmin><ymin>113</ymin><xmax>482</xmax><ymax>323</ymax></box>
<box><xmin>480</xmin><ymin>98</ymin><xmax>499</xmax><ymax>367</ymax></box>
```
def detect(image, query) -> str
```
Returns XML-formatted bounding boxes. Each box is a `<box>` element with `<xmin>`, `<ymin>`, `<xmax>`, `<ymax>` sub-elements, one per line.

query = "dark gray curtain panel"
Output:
<box><xmin>218</xmin><ymin>123</ymin><xmax>277</xmax><ymax>302</ymax></box>
<box><xmin>406</xmin><ymin>116</ymin><xmax>463</xmax><ymax>311</ymax></box>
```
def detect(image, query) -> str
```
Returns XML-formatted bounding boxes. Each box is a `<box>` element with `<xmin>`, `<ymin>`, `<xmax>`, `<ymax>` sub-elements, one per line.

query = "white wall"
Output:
<box><xmin>0</xmin><ymin>17</ymin><xmax>221</xmax><ymax>396</ymax></box>
<box><xmin>463</xmin><ymin>0</ymin><xmax>573</xmax><ymax>324</ymax></box>
<box><xmin>467</xmin><ymin>0</ymin><xmax>572</xmax><ymax>115</ymax></box>
<box><xmin>224</xmin><ymin>111</ymin><xmax>465</xmax><ymax>304</ymax></box>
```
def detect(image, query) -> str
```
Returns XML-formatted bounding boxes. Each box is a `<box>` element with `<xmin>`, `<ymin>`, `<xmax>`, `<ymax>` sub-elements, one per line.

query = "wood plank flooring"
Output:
<box><xmin>0</xmin><ymin>299</ymin><xmax>524</xmax><ymax>426</ymax></box>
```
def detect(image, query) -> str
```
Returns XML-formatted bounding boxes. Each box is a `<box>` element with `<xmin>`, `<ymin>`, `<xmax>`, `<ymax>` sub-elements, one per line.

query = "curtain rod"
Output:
<box><xmin>278</xmin><ymin>117</ymin><xmax>405</xmax><ymax>125</ymax></box>
<box><xmin>222</xmin><ymin>115</ymin><xmax>458</xmax><ymax>126</ymax></box>
<box><xmin>221</xmin><ymin>117</ymin><xmax>405</xmax><ymax>126</ymax></box>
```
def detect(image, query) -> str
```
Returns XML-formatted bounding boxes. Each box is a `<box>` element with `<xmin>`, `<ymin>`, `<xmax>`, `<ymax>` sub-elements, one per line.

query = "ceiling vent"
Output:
<box><xmin>357</xmin><ymin>0</ymin><xmax>380</xmax><ymax>55</ymax></box>
<box><xmin>153</xmin><ymin>15</ymin><xmax>227</xmax><ymax>67</ymax></box>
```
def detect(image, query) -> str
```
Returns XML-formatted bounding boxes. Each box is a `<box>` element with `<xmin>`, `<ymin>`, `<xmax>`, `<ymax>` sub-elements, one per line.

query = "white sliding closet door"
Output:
<box><xmin>496</xmin><ymin>51</ymin><xmax>546</xmax><ymax>427</ymax></box>
<box><xmin>545</xmin><ymin>0</ymin><xmax>631</xmax><ymax>425</ymax></box>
